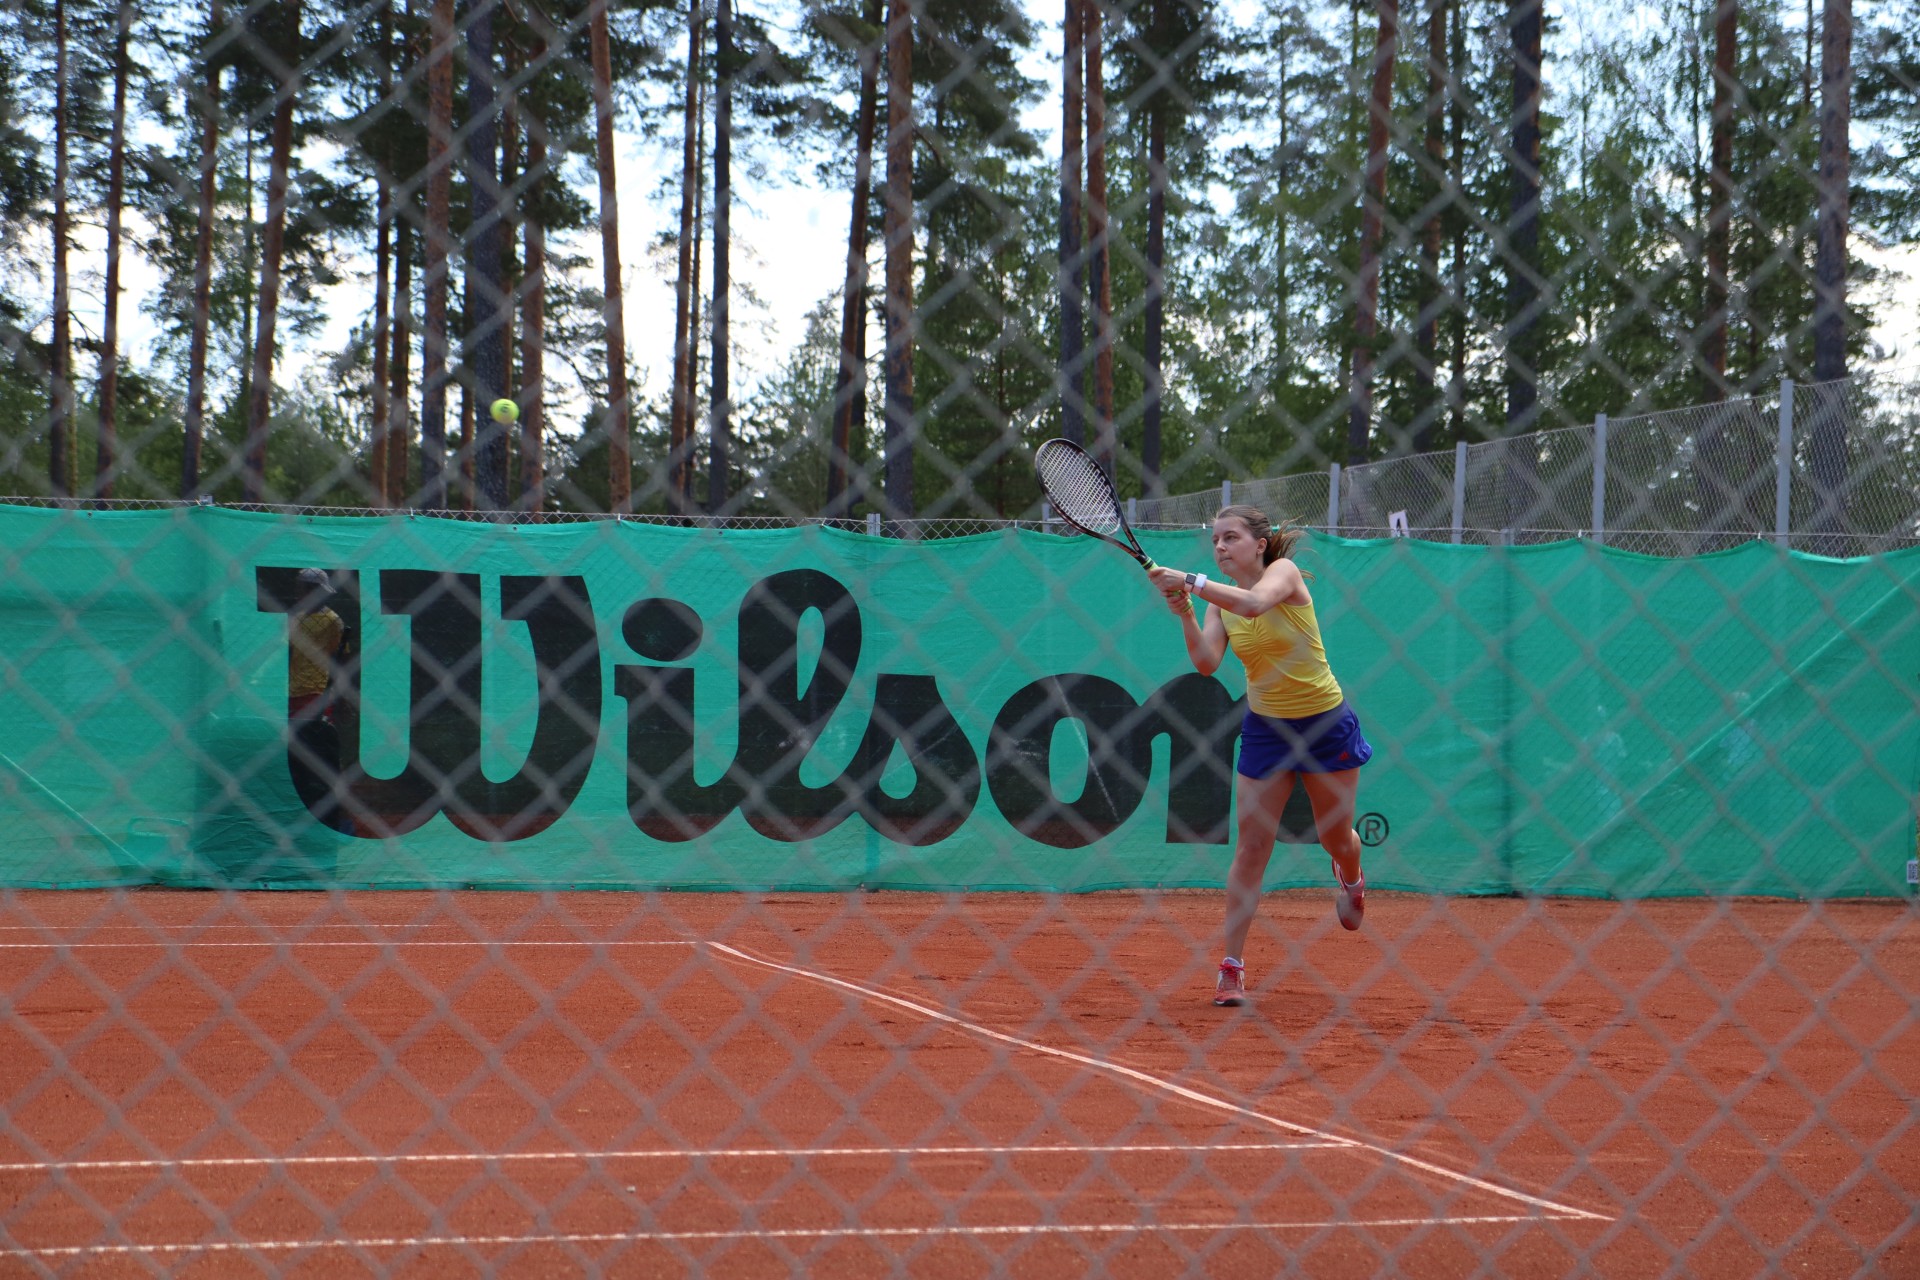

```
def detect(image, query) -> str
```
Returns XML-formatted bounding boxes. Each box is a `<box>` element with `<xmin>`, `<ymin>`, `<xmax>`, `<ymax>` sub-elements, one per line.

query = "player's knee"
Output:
<box><xmin>1320</xmin><ymin>826</ymin><xmax>1360</xmax><ymax>859</ymax></box>
<box><xmin>1230</xmin><ymin>843</ymin><xmax>1272</xmax><ymax>877</ymax></box>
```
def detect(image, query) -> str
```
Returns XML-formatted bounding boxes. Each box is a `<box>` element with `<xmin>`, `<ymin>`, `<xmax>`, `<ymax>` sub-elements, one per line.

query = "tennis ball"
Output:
<box><xmin>490</xmin><ymin>398</ymin><xmax>519</xmax><ymax>424</ymax></box>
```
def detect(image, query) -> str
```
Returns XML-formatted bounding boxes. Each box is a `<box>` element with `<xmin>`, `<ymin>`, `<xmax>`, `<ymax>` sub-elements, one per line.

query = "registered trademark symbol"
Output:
<box><xmin>1357</xmin><ymin>812</ymin><xmax>1389</xmax><ymax>847</ymax></box>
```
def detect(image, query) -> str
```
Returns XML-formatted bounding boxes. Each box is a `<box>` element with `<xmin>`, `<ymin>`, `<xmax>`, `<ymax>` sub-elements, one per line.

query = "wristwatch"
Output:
<box><xmin>1184</xmin><ymin>572</ymin><xmax>1208</xmax><ymax>594</ymax></box>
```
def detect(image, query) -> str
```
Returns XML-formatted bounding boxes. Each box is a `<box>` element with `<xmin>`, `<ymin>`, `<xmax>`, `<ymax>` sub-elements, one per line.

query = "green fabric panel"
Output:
<box><xmin>1288</xmin><ymin>537</ymin><xmax>1512</xmax><ymax>895</ymax></box>
<box><xmin>0</xmin><ymin>507</ymin><xmax>1912</xmax><ymax>897</ymax></box>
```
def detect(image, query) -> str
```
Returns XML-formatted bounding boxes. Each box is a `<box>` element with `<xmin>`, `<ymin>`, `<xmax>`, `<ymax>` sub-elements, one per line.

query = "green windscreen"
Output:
<box><xmin>1</xmin><ymin>505</ymin><xmax>1913</xmax><ymax>897</ymax></box>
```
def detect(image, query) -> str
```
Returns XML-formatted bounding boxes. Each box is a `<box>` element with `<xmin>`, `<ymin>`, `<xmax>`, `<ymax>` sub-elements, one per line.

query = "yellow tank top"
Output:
<box><xmin>1220</xmin><ymin>600</ymin><xmax>1344</xmax><ymax>718</ymax></box>
<box><xmin>289</xmin><ymin>609</ymin><xmax>343</xmax><ymax>700</ymax></box>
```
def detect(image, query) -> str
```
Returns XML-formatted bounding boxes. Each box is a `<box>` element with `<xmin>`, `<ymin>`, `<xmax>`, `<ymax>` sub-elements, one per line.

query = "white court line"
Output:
<box><xmin>0</xmin><ymin>939</ymin><xmax>690</xmax><ymax>949</ymax></box>
<box><xmin>11</xmin><ymin>1215</ymin><xmax>1601</xmax><ymax>1259</ymax></box>
<box><xmin>706</xmin><ymin>941</ymin><xmax>1613</xmax><ymax>1224</ymax></box>
<box><xmin>0</xmin><ymin>1141</ymin><xmax>1339</xmax><ymax>1174</ymax></box>
<box><xmin>0</xmin><ymin>925</ymin><xmax>466</xmax><ymax>933</ymax></box>
<box><xmin>0</xmin><ymin>930</ymin><xmax>1610</xmax><ymax>1226</ymax></box>
<box><xmin>0</xmin><ymin>925</ymin><xmax>692</xmax><ymax>938</ymax></box>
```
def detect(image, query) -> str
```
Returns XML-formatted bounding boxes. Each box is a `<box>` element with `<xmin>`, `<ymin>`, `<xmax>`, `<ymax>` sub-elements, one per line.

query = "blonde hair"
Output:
<box><xmin>1214</xmin><ymin>503</ymin><xmax>1305</xmax><ymax>566</ymax></box>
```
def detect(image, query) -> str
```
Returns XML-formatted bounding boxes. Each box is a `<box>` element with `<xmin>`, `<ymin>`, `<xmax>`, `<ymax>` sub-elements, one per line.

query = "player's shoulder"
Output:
<box><xmin>1258</xmin><ymin>558</ymin><xmax>1311</xmax><ymax>607</ymax></box>
<box><xmin>1257</xmin><ymin>557</ymin><xmax>1306</xmax><ymax>590</ymax></box>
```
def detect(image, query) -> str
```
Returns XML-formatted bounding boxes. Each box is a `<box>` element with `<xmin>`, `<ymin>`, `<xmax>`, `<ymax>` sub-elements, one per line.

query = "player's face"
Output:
<box><xmin>1211</xmin><ymin>517</ymin><xmax>1268</xmax><ymax>580</ymax></box>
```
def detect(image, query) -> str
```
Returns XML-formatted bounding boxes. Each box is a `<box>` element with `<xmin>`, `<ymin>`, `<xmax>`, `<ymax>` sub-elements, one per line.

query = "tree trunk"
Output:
<box><xmin>1274</xmin><ymin>39</ymin><xmax>1290</xmax><ymax>381</ymax></box>
<box><xmin>367</xmin><ymin>0</ymin><xmax>392</xmax><ymax>507</ymax></box>
<box><xmin>243</xmin><ymin>0</ymin><xmax>301</xmax><ymax>505</ymax></box>
<box><xmin>94</xmin><ymin>0</ymin><xmax>131</xmax><ymax>499</ymax></box>
<box><xmin>1803</xmin><ymin>0</ymin><xmax>1813</xmax><ymax>109</ymax></box>
<box><xmin>420</xmin><ymin>0</ymin><xmax>455</xmax><ymax>511</ymax></box>
<box><xmin>459</xmin><ymin>388</ymin><xmax>475</xmax><ymax>509</ymax></box>
<box><xmin>1058</xmin><ymin>0</ymin><xmax>1085</xmax><ymax>447</ymax></box>
<box><xmin>1448</xmin><ymin>0</ymin><xmax>1467</xmax><ymax>442</ymax></box>
<box><xmin>667</xmin><ymin>0</ymin><xmax>703</xmax><ymax>514</ymax></box>
<box><xmin>1808</xmin><ymin>0</ymin><xmax>1850</xmax><ymax>540</ymax></box>
<box><xmin>1084</xmin><ymin>0</ymin><xmax>1115</xmax><ymax>480</ymax></box>
<box><xmin>50</xmin><ymin>0</ymin><xmax>73</xmax><ymax>498</ymax></box>
<box><xmin>388</xmin><ymin>221</ymin><xmax>412</xmax><ymax>505</ymax></box>
<box><xmin>238</xmin><ymin>127</ymin><xmax>255</xmax><ymax>421</ymax></box>
<box><xmin>1704</xmin><ymin>0</ymin><xmax>1737</xmax><ymax>399</ymax></box>
<box><xmin>384</xmin><ymin>9</ymin><xmax>415</xmax><ymax>507</ymax></box>
<box><xmin>684</xmin><ymin>98</ymin><xmax>707</xmax><ymax>513</ymax></box>
<box><xmin>1695</xmin><ymin>0</ymin><xmax>1743</xmax><ymax>543</ymax></box>
<box><xmin>464</xmin><ymin>0</ymin><xmax>507</xmax><ymax>511</ymax></box>
<box><xmin>1347</xmin><ymin>0</ymin><xmax>1398</xmax><ymax>465</ymax></box>
<box><xmin>371</xmin><ymin>185</ymin><xmax>391</xmax><ymax>506</ymax></box>
<box><xmin>827</xmin><ymin>0</ymin><xmax>882</xmax><ymax>517</ymax></box>
<box><xmin>1504</xmin><ymin>0</ymin><xmax>1543</xmax><ymax>440</ymax></box>
<box><xmin>708</xmin><ymin>0</ymin><xmax>735</xmax><ymax>514</ymax></box>
<box><xmin>500</xmin><ymin>36</ymin><xmax>519</xmax><ymax>399</ymax></box>
<box><xmin>1811</xmin><ymin>0</ymin><xmax>1849</xmax><ymax>384</ymax></box>
<box><xmin>183</xmin><ymin>0</ymin><xmax>221</xmax><ymax>498</ymax></box>
<box><xmin>520</xmin><ymin>100</ymin><xmax>547</xmax><ymax>514</ymax></box>
<box><xmin>881</xmin><ymin>0</ymin><xmax>914</xmax><ymax>519</ymax></box>
<box><xmin>591</xmin><ymin>0</ymin><xmax>632</xmax><ymax>513</ymax></box>
<box><xmin>1413</xmin><ymin>0</ymin><xmax>1446</xmax><ymax>453</ymax></box>
<box><xmin>1142</xmin><ymin>96</ymin><xmax>1166</xmax><ymax>498</ymax></box>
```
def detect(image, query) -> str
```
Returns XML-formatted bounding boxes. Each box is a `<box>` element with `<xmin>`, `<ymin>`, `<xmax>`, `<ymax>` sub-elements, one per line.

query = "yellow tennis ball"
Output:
<box><xmin>490</xmin><ymin>398</ymin><xmax>519</xmax><ymax>424</ymax></box>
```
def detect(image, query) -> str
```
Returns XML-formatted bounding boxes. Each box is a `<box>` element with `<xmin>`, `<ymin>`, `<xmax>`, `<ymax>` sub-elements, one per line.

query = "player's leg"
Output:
<box><xmin>1301</xmin><ymin>768</ymin><xmax>1365</xmax><ymax>929</ymax></box>
<box><xmin>1223</xmin><ymin>769</ymin><xmax>1294</xmax><ymax>962</ymax></box>
<box><xmin>1300</xmin><ymin>768</ymin><xmax>1362</xmax><ymax>881</ymax></box>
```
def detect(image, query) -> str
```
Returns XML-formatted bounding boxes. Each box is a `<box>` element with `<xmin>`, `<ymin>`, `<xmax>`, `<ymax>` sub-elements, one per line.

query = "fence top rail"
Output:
<box><xmin>2</xmin><ymin>497</ymin><xmax>1912</xmax><ymax>555</ymax></box>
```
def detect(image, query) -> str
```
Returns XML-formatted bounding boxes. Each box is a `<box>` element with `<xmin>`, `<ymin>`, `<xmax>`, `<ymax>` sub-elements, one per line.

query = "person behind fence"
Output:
<box><xmin>287</xmin><ymin>567</ymin><xmax>351</xmax><ymax>835</ymax></box>
<box><xmin>1149</xmin><ymin>504</ymin><xmax>1372</xmax><ymax>1008</ymax></box>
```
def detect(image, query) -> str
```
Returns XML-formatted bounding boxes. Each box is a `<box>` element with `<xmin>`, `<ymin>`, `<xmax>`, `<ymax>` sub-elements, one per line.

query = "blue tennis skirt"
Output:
<box><xmin>1237</xmin><ymin>701</ymin><xmax>1373</xmax><ymax>779</ymax></box>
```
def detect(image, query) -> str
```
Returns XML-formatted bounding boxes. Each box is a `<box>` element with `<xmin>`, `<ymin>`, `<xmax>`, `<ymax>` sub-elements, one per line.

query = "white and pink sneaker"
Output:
<box><xmin>1333</xmin><ymin>860</ymin><xmax>1365</xmax><ymax>931</ymax></box>
<box><xmin>1212</xmin><ymin>959</ymin><xmax>1246</xmax><ymax>1007</ymax></box>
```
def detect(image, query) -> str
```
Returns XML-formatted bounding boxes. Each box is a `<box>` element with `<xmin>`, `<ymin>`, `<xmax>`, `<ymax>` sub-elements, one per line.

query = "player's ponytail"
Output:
<box><xmin>1215</xmin><ymin>503</ymin><xmax>1305</xmax><ymax>567</ymax></box>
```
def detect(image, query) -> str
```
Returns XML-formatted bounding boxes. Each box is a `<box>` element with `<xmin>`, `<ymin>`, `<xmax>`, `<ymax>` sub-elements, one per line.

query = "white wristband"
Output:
<box><xmin>1188</xmin><ymin>573</ymin><xmax>1209</xmax><ymax>595</ymax></box>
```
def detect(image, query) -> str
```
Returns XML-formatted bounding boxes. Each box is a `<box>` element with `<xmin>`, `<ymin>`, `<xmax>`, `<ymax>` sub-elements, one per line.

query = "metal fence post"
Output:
<box><xmin>1591</xmin><ymin>413</ymin><xmax>1608</xmax><ymax>546</ymax></box>
<box><xmin>867</xmin><ymin>511</ymin><xmax>881</xmax><ymax>537</ymax></box>
<box><xmin>1221</xmin><ymin>479</ymin><xmax>1231</xmax><ymax>509</ymax></box>
<box><xmin>1326</xmin><ymin>463</ymin><xmax>1340</xmax><ymax>532</ymax></box>
<box><xmin>1451</xmin><ymin>442</ymin><xmax>1467</xmax><ymax>544</ymax></box>
<box><xmin>1776</xmin><ymin>378</ymin><xmax>1795</xmax><ymax>548</ymax></box>
<box><xmin>1127</xmin><ymin>496</ymin><xmax>1137</xmax><ymax>525</ymax></box>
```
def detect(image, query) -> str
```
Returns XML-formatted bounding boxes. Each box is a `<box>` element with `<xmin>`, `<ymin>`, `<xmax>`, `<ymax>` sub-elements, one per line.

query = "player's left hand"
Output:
<box><xmin>1149</xmin><ymin>566</ymin><xmax>1186</xmax><ymax>595</ymax></box>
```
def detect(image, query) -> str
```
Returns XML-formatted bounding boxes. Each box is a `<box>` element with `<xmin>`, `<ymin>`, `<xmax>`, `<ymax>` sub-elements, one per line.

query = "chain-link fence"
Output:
<box><xmin>1</xmin><ymin>0</ymin><xmax>1917</xmax><ymax>1273</ymax></box>
<box><xmin>1138</xmin><ymin>366</ymin><xmax>1920</xmax><ymax>557</ymax></box>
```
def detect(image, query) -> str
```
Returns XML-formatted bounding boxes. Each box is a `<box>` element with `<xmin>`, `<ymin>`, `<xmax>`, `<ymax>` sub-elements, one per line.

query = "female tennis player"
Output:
<box><xmin>1149</xmin><ymin>505</ymin><xmax>1370</xmax><ymax>1007</ymax></box>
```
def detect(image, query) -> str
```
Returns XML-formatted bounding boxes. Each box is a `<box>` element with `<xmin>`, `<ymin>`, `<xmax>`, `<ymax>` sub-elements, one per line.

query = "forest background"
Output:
<box><xmin>0</xmin><ymin>0</ymin><xmax>1915</xmax><ymax>521</ymax></box>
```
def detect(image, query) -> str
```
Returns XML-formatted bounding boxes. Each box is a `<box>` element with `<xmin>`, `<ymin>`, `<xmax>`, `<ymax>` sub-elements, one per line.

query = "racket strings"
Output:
<box><xmin>1036</xmin><ymin>448</ymin><xmax>1123</xmax><ymax>537</ymax></box>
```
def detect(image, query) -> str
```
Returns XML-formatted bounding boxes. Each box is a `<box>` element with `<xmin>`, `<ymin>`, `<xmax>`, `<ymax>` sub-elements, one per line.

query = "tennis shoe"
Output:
<box><xmin>1212</xmin><ymin>960</ymin><xmax>1246</xmax><ymax>1007</ymax></box>
<box><xmin>1333</xmin><ymin>859</ymin><xmax>1365</xmax><ymax>931</ymax></box>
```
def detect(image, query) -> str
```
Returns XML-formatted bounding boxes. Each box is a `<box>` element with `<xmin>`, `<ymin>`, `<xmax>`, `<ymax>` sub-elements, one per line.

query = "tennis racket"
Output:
<box><xmin>1034</xmin><ymin>438</ymin><xmax>1155</xmax><ymax>572</ymax></box>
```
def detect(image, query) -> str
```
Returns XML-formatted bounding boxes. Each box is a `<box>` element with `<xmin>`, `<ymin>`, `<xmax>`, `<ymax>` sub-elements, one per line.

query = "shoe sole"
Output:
<box><xmin>1213</xmin><ymin>993</ymin><xmax>1244</xmax><ymax>1007</ymax></box>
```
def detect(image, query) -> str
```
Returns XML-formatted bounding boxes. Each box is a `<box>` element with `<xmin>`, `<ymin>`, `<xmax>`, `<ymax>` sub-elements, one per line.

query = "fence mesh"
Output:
<box><xmin>0</xmin><ymin>0</ymin><xmax>1917</xmax><ymax>1273</ymax></box>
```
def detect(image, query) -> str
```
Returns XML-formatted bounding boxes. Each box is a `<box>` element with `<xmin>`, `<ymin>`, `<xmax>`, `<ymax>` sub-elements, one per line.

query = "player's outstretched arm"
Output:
<box><xmin>1177</xmin><ymin>558</ymin><xmax>1307</xmax><ymax>618</ymax></box>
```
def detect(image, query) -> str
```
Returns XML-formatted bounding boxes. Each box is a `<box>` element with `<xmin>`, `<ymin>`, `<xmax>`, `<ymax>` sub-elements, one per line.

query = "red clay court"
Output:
<box><xmin>0</xmin><ymin>888</ymin><xmax>1912</xmax><ymax>1276</ymax></box>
